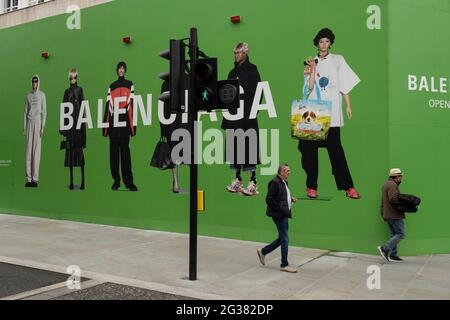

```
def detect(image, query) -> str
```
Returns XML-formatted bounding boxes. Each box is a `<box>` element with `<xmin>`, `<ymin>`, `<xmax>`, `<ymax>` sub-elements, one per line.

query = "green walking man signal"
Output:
<box><xmin>202</xmin><ymin>89</ymin><xmax>209</xmax><ymax>101</ymax></box>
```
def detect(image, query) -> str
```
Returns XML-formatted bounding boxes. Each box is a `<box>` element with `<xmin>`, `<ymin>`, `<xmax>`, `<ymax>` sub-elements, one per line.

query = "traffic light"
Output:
<box><xmin>158</xmin><ymin>39</ymin><xmax>186</xmax><ymax>113</ymax></box>
<box><xmin>194</xmin><ymin>58</ymin><xmax>218</xmax><ymax>111</ymax></box>
<box><xmin>194</xmin><ymin>58</ymin><xmax>240</xmax><ymax>111</ymax></box>
<box><xmin>217</xmin><ymin>79</ymin><xmax>240</xmax><ymax>110</ymax></box>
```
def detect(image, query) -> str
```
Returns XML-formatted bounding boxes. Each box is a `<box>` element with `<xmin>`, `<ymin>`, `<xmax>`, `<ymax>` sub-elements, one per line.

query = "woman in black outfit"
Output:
<box><xmin>61</xmin><ymin>68</ymin><xmax>86</xmax><ymax>190</ymax></box>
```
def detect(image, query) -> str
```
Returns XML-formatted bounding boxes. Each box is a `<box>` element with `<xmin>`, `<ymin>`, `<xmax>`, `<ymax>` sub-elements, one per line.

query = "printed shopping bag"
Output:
<box><xmin>291</xmin><ymin>81</ymin><xmax>332</xmax><ymax>141</ymax></box>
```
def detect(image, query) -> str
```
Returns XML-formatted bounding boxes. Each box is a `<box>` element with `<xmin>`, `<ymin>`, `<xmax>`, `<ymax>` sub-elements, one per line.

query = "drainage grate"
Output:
<box><xmin>51</xmin><ymin>282</ymin><xmax>197</xmax><ymax>300</ymax></box>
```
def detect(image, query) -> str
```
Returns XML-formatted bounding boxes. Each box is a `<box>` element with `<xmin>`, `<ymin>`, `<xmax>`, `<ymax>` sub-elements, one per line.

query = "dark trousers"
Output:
<box><xmin>109</xmin><ymin>136</ymin><xmax>134</xmax><ymax>186</ymax></box>
<box><xmin>262</xmin><ymin>217</ymin><xmax>289</xmax><ymax>268</ymax></box>
<box><xmin>298</xmin><ymin>127</ymin><xmax>353</xmax><ymax>190</ymax></box>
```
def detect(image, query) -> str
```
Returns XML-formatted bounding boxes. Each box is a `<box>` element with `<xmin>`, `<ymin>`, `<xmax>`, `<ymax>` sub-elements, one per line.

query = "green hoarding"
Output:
<box><xmin>0</xmin><ymin>0</ymin><xmax>449</xmax><ymax>255</ymax></box>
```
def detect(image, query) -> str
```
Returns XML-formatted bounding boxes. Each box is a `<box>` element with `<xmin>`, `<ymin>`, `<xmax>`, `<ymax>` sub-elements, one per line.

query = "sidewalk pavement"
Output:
<box><xmin>1</xmin><ymin>213</ymin><xmax>450</xmax><ymax>300</ymax></box>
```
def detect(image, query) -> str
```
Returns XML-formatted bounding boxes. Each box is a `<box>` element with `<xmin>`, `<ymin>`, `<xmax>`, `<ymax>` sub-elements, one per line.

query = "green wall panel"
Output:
<box><xmin>1</xmin><ymin>0</ymin><xmax>446</xmax><ymax>255</ymax></box>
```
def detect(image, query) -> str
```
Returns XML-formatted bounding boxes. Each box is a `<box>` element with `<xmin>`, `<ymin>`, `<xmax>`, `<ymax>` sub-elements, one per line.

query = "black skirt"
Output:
<box><xmin>64</xmin><ymin>147</ymin><xmax>85</xmax><ymax>167</ymax></box>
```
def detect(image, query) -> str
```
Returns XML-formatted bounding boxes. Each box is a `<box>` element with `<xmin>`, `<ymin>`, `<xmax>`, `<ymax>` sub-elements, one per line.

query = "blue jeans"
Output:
<box><xmin>262</xmin><ymin>217</ymin><xmax>289</xmax><ymax>267</ymax></box>
<box><xmin>384</xmin><ymin>219</ymin><xmax>405</xmax><ymax>256</ymax></box>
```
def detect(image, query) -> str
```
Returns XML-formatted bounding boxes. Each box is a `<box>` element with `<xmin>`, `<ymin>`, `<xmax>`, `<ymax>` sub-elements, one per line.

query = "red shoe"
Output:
<box><xmin>346</xmin><ymin>188</ymin><xmax>360</xmax><ymax>199</ymax></box>
<box><xmin>306</xmin><ymin>188</ymin><xmax>318</xmax><ymax>198</ymax></box>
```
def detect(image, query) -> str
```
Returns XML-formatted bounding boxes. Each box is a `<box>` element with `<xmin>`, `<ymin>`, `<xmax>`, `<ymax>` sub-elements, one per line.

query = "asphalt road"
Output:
<box><xmin>0</xmin><ymin>262</ymin><xmax>195</xmax><ymax>300</ymax></box>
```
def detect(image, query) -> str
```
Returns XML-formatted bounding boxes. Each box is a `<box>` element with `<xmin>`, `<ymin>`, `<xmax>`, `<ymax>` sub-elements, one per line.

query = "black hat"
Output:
<box><xmin>116</xmin><ymin>61</ymin><xmax>127</xmax><ymax>73</ymax></box>
<box><xmin>313</xmin><ymin>28</ymin><xmax>335</xmax><ymax>46</ymax></box>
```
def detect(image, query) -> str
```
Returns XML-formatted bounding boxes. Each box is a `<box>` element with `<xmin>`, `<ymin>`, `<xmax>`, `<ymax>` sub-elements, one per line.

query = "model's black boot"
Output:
<box><xmin>80</xmin><ymin>166</ymin><xmax>85</xmax><ymax>190</ymax></box>
<box><xmin>69</xmin><ymin>167</ymin><xmax>74</xmax><ymax>190</ymax></box>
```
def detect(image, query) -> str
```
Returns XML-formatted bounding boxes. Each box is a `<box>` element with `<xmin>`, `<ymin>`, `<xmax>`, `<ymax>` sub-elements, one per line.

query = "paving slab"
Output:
<box><xmin>1</xmin><ymin>214</ymin><xmax>450</xmax><ymax>300</ymax></box>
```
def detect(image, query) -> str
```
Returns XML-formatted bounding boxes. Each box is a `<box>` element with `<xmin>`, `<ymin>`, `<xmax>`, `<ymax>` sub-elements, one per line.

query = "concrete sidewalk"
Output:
<box><xmin>0</xmin><ymin>214</ymin><xmax>449</xmax><ymax>300</ymax></box>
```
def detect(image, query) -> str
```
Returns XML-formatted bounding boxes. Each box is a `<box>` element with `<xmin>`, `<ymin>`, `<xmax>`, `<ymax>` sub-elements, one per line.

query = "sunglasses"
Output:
<box><xmin>70</xmin><ymin>76</ymin><xmax>78</xmax><ymax>81</ymax></box>
<box><xmin>32</xmin><ymin>79</ymin><xmax>38</xmax><ymax>83</ymax></box>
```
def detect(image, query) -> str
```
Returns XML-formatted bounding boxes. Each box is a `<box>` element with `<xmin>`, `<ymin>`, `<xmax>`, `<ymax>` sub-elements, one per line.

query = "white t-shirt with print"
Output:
<box><xmin>281</xmin><ymin>179</ymin><xmax>292</xmax><ymax>210</ymax></box>
<box><xmin>304</xmin><ymin>53</ymin><xmax>360</xmax><ymax>127</ymax></box>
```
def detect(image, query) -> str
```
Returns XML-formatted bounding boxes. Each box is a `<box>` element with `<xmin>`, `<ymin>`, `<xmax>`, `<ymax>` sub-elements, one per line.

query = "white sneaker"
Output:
<box><xmin>241</xmin><ymin>181</ymin><xmax>259</xmax><ymax>196</ymax></box>
<box><xmin>280</xmin><ymin>266</ymin><xmax>298</xmax><ymax>273</ymax></box>
<box><xmin>257</xmin><ymin>249</ymin><xmax>266</xmax><ymax>266</ymax></box>
<box><xmin>226</xmin><ymin>178</ymin><xmax>243</xmax><ymax>193</ymax></box>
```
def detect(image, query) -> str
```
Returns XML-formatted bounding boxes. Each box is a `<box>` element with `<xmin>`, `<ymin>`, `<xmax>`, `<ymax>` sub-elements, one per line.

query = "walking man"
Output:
<box><xmin>257</xmin><ymin>164</ymin><xmax>298</xmax><ymax>273</ymax></box>
<box><xmin>378</xmin><ymin>168</ymin><xmax>406</xmax><ymax>262</ymax></box>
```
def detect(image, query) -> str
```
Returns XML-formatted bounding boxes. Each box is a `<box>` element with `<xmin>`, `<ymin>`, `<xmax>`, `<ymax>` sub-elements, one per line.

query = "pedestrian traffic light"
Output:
<box><xmin>158</xmin><ymin>39</ymin><xmax>186</xmax><ymax>113</ymax></box>
<box><xmin>194</xmin><ymin>58</ymin><xmax>218</xmax><ymax>111</ymax></box>
<box><xmin>217</xmin><ymin>79</ymin><xmax>240</xmax><ymax>110</ymax></box>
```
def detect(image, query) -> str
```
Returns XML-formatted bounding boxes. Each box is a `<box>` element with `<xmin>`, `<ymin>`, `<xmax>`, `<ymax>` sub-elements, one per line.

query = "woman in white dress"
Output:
<box><xmin>299</xmin><ymin>28</ymin><xmax>361</xmax><ymax>199</ymax></box>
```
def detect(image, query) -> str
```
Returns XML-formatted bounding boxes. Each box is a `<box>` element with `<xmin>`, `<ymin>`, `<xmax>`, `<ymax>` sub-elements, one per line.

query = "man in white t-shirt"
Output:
<box><xmin>299</xmin><ymin>28</ymin><xmax>361</xmax><ymax>199</ymax></box>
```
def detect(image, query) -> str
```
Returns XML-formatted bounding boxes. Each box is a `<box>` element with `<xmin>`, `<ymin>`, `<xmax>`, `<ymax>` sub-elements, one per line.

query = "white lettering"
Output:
<box><xmin>133</xmin><ymin>94</ymin><xmax>152</xmax><ymax>126</ymax></box>
<box><xmin>249</xmin><ymin>81</ymin><xmax>277</xmax><ymax>119</ymax></box>
<box><xmin>408</xmin><ymin>75</ymin><xmax>417</xmax><ymax>91</ymax></box>
<box><xmin>76</xmin><ymin>100</ymin><xmax>93</xmax><ymax>129</ymax></box>
<box><xmin>60</xmin><ymin>102</ymin><xmax>73</xmax><ymax>131</ymax></box>
<box><xmin>366</xmin><ymin>5</ymin><xmax>381</xmax><ymax>30</ymax></box>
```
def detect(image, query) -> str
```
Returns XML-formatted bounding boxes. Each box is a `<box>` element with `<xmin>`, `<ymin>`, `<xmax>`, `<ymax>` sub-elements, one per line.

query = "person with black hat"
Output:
<box><xmin>103</xmin><ymin>61</ymin><xmax>138</xmax><ymax>191</ymax></box>
<box><xmin>378</xmin><ymin>168</ymin><xmax>406</xmax><ymax>263</ymax></box>
<box><xmin>300</xmin><ymin>28</ymin><xmax>361</xmax><ymax>200</ymax></box>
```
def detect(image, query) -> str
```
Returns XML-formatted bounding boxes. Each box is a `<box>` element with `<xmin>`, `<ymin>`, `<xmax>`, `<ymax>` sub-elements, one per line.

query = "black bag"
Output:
<box><xmin>150</xmin><ymin>138</ymin><xmax>173</xmax><ymax>170</ymax></box>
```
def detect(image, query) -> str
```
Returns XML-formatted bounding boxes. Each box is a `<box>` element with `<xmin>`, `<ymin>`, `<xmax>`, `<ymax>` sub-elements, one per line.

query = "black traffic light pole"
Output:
<box><xmin>159</xmin><ymin>28</ymin><xmax>238</xmax><ymax>281</ymax></box>
<box><xmin>158</xmin><ymin>28</ymin><xmax>206</xmax><ymax>281</ymax></box>
<box><xmin>188</xmin><ymin>27</ymin><xmax>198</xmax><ymax>281</ymax></box>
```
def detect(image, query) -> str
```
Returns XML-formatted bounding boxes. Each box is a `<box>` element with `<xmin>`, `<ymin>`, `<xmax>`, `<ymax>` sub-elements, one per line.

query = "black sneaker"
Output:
<box><xmin>111</xmin><ymin>182</ymin><xmax>120</xmax><ymax>191</ymax></box>
<box><xmin>377</xmin><ymin>246</ymin><xmax>390</xmax><ymax>262</ymax></box>
<box><xmin>32</xmin><ymin>182</ymin><xmax>38</xmax><ymax>188</ymax></box>
<box><xmin>25</xmin><ymin>182</ymin><xmax>33</xmax><ymax>188</ymax></box>
<box><xmin>389</xmin><ymin>255</ymin><xmax>404</xmax><ymax>263</ymax></box>
<box><xmin>127</xmin><ymin>184</ymin><xmax>138</xmax><ymax>192</ymax></box>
